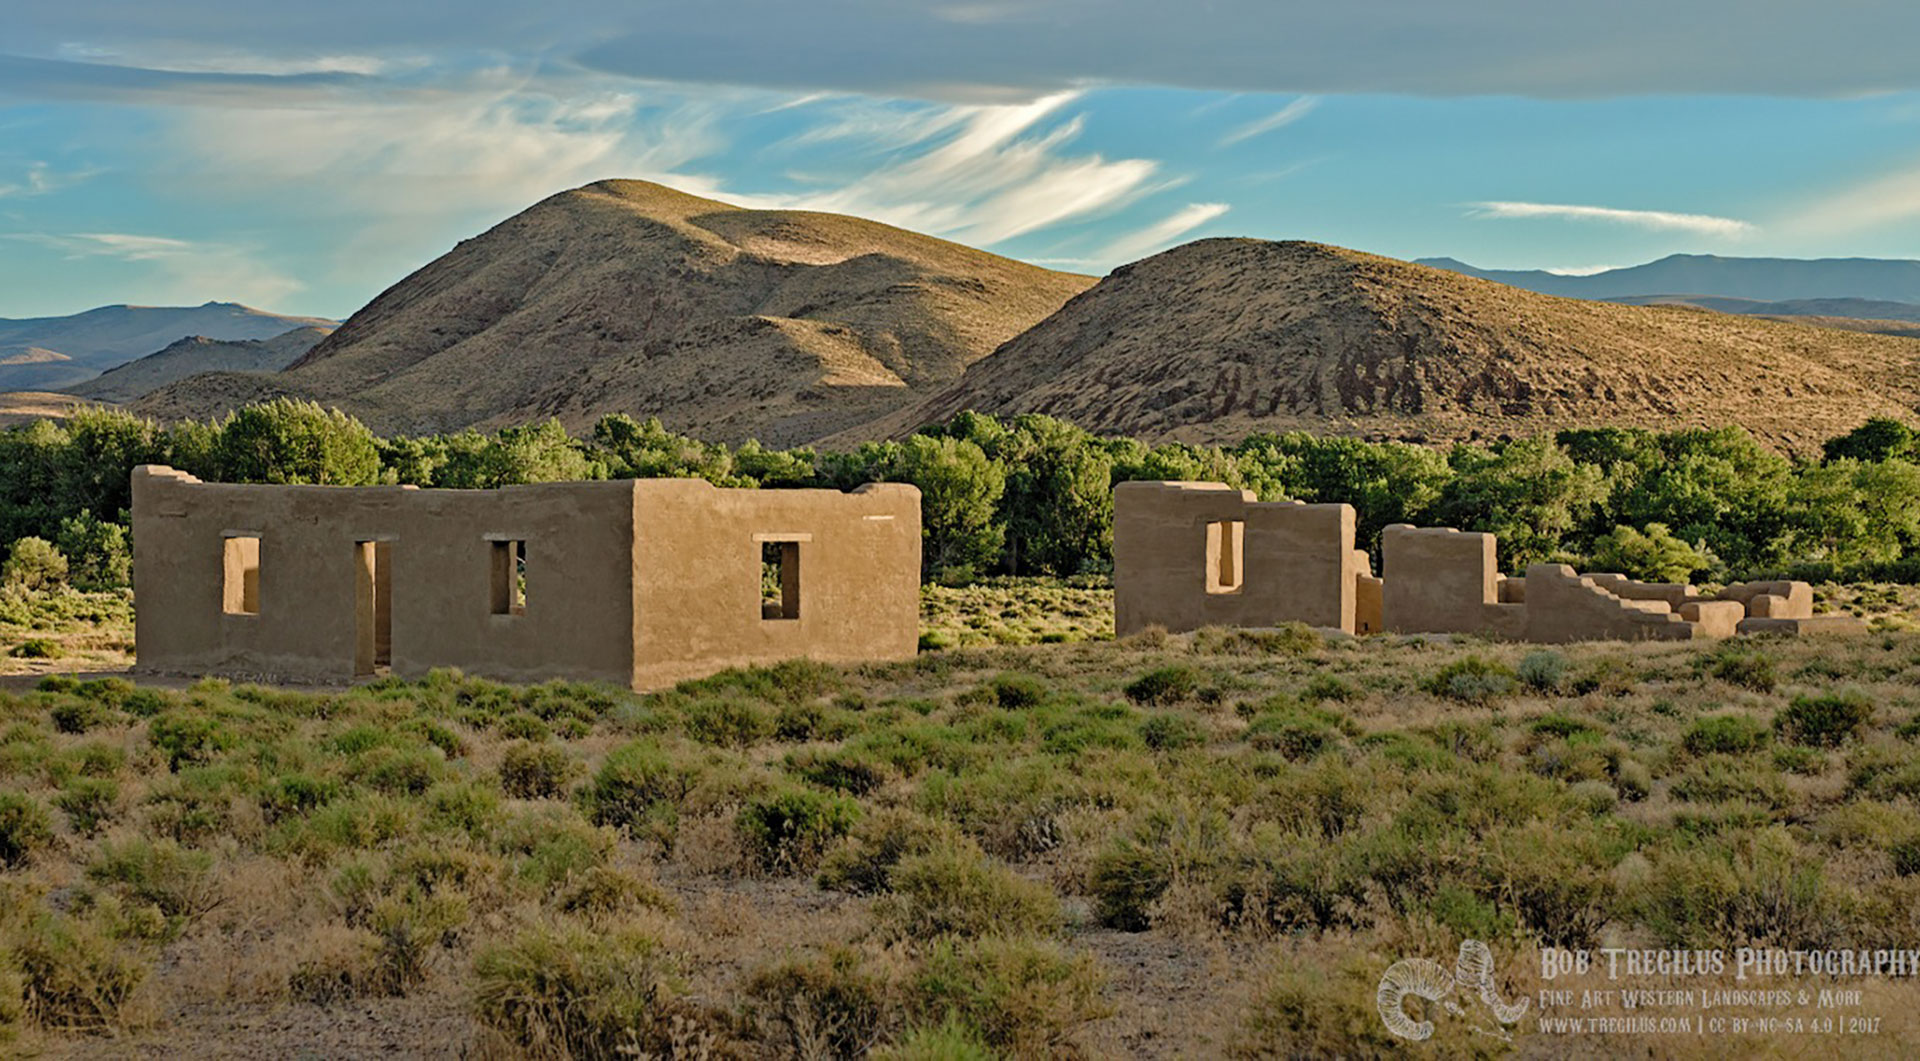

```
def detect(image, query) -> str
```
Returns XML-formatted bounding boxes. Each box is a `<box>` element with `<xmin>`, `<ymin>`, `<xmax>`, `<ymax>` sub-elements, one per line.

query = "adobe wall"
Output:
<box><xmin>1520</xmin><ymin>564</ymin><xmax>1700</xmax><ymax>643</ymax></box>
<box><xmin>628</xmin><ymin>479</ymin><xmax>921</xmax><ymax>689</ymax></box>
<box><xmin>1380</xmin><ymin>525</ymin><xmax>1524</xmax><ymax>637</ymax></box>
<box><xmin>1112</xmin><ymin>481</ymin><xmax>1360</xmax><ymax>635</ymax></box>
<box><xmin>131</xmin><ymin>466</ymin><xmax>637</xmax><ymax>686</ymax></box>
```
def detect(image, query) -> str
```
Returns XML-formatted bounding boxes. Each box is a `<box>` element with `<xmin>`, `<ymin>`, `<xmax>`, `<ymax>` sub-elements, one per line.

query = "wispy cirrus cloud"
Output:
<box><xmin>6</xmin><ymin>231</ymin><xmax>301</xmax><ymax>307</ymax></box>
<box><xmin>1469</xmin><ymin>200</ymin><xmax>1756</xmax><ymax>237</ymax></box>
<box><xmin>1101</xmin><ymin>202</ymin><xmax>1231</xmax><ymax>263</ymax></box>
<box><xmin>1794</xmin><ymin>162</ymin><xmax>1920</xmax><ymax>234</ymax></box>
<box><xmin>1219</xmin><ymin>97</ymin><xmax>1316</xmax><ymax>146</ymax></box>
<box><xmin>0</xmin><ymin>161</ymin><xmax>92</xmax><ymax>198</ymax></box>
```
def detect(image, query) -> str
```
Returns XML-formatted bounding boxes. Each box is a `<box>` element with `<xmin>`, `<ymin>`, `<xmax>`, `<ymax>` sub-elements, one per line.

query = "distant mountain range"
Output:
<box><xmin>1417</xmin><ymin>255</ymin><xmax>1920</xmax><ymax>329</ymax></box>
<box><xmin>0</xmin><ymin>302</ymin><xmax>337</xmax><ymax>392</ymax></box>
<box><xmin>66</xmin><ymin>327</ymin><xmax>333</xmax><ymax>403</ymax></box>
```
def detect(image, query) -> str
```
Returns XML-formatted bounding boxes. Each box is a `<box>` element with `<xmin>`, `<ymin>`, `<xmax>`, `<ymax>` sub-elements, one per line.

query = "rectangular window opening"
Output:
<box><xmin>1205</xmin><ymin>520</ymin><xmax>1244</xmax><ymax>595</ymax></box>
<box><xmin>761</xmin><ymin>540</ymin><xmax>800</xmax><ymax>620</ymax></box>
<box><xmin>490</xmin><ymin>540</ymin><xmax>526</xmax><ymax>616</ymax></box>
<box><xmin>222</xmin><ymin>535</ymin><xmax>260</xmax><ymax>615</ymax></box>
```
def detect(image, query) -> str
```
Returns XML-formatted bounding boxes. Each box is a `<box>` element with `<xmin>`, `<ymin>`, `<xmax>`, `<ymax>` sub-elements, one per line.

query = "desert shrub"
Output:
<box><xmin>1300</xmin><ymin>674</ymin><xmax>1359</xmax><ymax>704</ymax></box>
<box><xmin>1424</xmin><ymin>655</ymin><xmax>1518</xmax><ymax>703</ymax></box>
<box><xmin>499</xmin><ymin>742</ymin><xmax>581</xmax><ymax>800</ymax></box>
<box><xmin>146</xmin><ymin>712</ymin><xmax>233</xmax><ymax>771</ymax></box>
<box><xmin>426</xmin><ymin>780</ymin><xmax>502</xmax><ymax>838</ymax></box>
<box><xmin>738</xmin><ymin>787</ymin><xmax>859</xmax><ymax>873</ymax></box>
<box><xmin>818</xmin><ymin>808</ymin><xmax>975</xmax><ymax>895</ymax></box>
<box><xmin>350</xmin><ymin>744</ymin><xmax>446</xmax><ymax>796</ymax></box>
<box><xmin>10</xmin><ymin>639</ymin><xmax>59</xmax><ymax>659</ymax></box>
<box><xmin>1892</xmin><ymin>837</ymin><xmax>1920</xmax><ymax>877</ymax></box>
<box><xmin>495</xmin><ymin>713</ymin><xmax>551</xmax><ymax>742</ymax></box>
<box><xmin>880</xmin><ymin>849</ymin><xmax>1060</xmax><ymax>941</ymax></box>
<box><xmin>911</xmin><ymin>937</ymin><xmax>1108</xmax><ymax>1058</ymax></box>
<box><xmin>50</xmin><ymin>699</ymin><xmax>111</xmax><ymax>735</ymax></box>
<box><xmin>1636</xmin><ymin>830</ymin><xmax>1835</xmax><ymax>948</ymax></box>
<box><xmin>1139</xmin><ymin>712</ymin><xmax>1204</xmax><ymax>751</ymax></box>
<box><xmin>2</xmin><ymin>537</ymin><xmax>67</xmax><ymax>592</ymax></box>
<box><xmin>576</xmin><ymin>741</ymin><xmax>696</xmax><ymax>845</ymax></box>
<box><xmin>1671</xmin><ymin>756</ymin><xmax>1791</xmax><ymax>809</ymax></box>
<box><xmin>774</xmin><ymin>700</ymin><xmax>855</xmax><ymax>742</ymax></box>
<box><xmin>742</xmin><ymin>947</ymin><xmax>895</xmax><ymax>1059</ymax></box>
<box><xmin>557</xmin><ymin>865</ymin><xmax>675</xmax><ymax>919</ymax></box>
<box><xmin>1123</xmin><ymin>665</ymin><xmax>1202</xmax><ymax>706</ymax></box>
<box><xmin>1712</xmin><ymin>649</ymin><xmax>1777</xmax><ymax>693</ymax></box>
<box><xmin>1245</xmin><ymin>703</ymin><xmax>1353</xmax><ymax>761</ymax></box>
<box><xmin>1775</xmin><ymin>691</ymin><xmax>1874</xmax><ymax>747</ymax></box>
<box><xmin>497</xmin><ymin>809</ymin><xmax>613</xmax><ymax>890</ymax></box>
<box><xmin>54</xmin><ymin>779</ymin><xmax>117</xmax><ymax>835</ymax></box>
<box><xmin>1772</xmin><ymin>745</ymin><xmax>1827</xmax><ymax>776</ymax></box>
<box><xmin>86</xmin><ymin>838</ymin><xmax>218</xmax><ymax>922</ymax></box>
<box><xmin>682</xmin><ymin>695</ymin><xmax>772</xmax><ymax>748</ymax></box>
<box><xmin>1614</xmin><ymin>758</ymin><xmax>1653</xmax><ymax>801</ymax></box>
<box><xmin>874</xmin><ymin>1018</ymin><xmax>995</xmax><ymax>1061</ymax></box>
<box><xmin>1529</xmin><ymin>713</ymin><xmax>1599</xmax><ymax>739</ymax></box>
<box><xmin>286</xmin><ymin>926</ymin><xmax>385</xmax><ymax>1005</ymax></box>
<box><xmin>1517</xmin><ymin>649</ymin><xmax>1571</xmax><ymax>693</ymax></box>
<box><xmin>1191</xmin><ymin>623</ymin><xmax>1319</xmax><ymax>656</ymax></box>
<box><xmin>0</xmin><ymin>792</ymin><xmax>53</xmax><ymax>867</ymax></box>
<box><xmin>1089</xmin><ymin>803</ymin><xmax>1231</xmax><ymax>931</ymax></box>
<box><xmin>1229</xmin><ymin>956</ymin><xmax>1408</xmax><ymax>1058</ymax></box>
<box><xmin>8</xmin><ymin>914</ymin><xmax>147</xmax><ymax>1033</ymax></box>
<box><xmin>471</xmin><ymin>924</ymin><xmax>688</xmax><ymax>1059</ymax></box>
<box><xmin>259</xmin><ymin>772</ymin><xmax>339</xmax><ymax>823</ymax></box>
<box><xmin>786</xmin><ymin>746</ymin><xmax>893</xmax><ymax>796</ymax></box>
<box><xmin>1685</xmin><ymin>715</ymin><xmax>1771</xmax><ymax>756</ymax></box>
<box><xmin>1478</xmin><ymin>820</ymin><xmax>1618</xmax><ymax>946</ymax></box>
<box><xmin>986</xmin><ymin>672</ymin><xmax>1050</xmax><ymax>710</ymax></box>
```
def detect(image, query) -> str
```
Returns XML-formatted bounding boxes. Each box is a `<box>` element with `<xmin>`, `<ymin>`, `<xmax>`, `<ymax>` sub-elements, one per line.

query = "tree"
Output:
<box><xmin>1586</xmin><ymin>523</ymin><xmax>1712</xmax><ymax>582</ymax></box>
<box><xmin>1433</xmin><ymin>438</ymin><xmax>1606</xmax><ymax>571</ymax></box>
<box><xmin>2</xmin><ymin>537</ymin><xmax>67</xmax><ymax>593</ymax></box>
<box><xmin>997</xmin><ymin>415</ymin><xmax>1113</xmax><ymax>576</ymax></box>
<box><xmin>55</xmin><ymin>513</ymin><xmax>131</xmax><ymax>591</ymax></box>
<box><xmin>211</xmin><ymin>399</ymin><xmax>381</xmax><ymax>485</ymax></box>
<box><xmin>1822</xmin><ymin>417</ymin><xmax>1916</xmax><ymax>464</ymax></box>
<box><xmin>896</xmin><ymin>435</ymin><xmax>1005</xmax><ymax>582</ymax></box>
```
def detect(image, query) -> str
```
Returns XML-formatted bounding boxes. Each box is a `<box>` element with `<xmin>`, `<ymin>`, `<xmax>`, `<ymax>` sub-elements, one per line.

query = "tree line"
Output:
<box><xmin>5</xmin><ymin>397</ymin><xmax>1920</xmax><ymax>592</ymax></box>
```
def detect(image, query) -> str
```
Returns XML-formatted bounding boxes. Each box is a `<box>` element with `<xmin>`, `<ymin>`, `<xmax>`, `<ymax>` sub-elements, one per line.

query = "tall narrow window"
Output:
<box><xmin>223</xmin><ymin>535</ymin><xmax>260</xmax><ymax>615</ymax></box>
<box><xmin>1205</xmin><ymin>520</ymin><xmax>1244</xmax><ymax>594</ymax></box>
<box><xmin>354</xmin><ymin>540</ymin><xmax>392</xmax><ymax>676</ymax></box>
<box><xmin>761</xmin><ymin>540</ymin><xmax>800</xmax><ymax>620</ymax></box>
<box><xmin>490</xmin><ymin>540</ymin><xmax>526</xmax><ymax>616</ymax></box>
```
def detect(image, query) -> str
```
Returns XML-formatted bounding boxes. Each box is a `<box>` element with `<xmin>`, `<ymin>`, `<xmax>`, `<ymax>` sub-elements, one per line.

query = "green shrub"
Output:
<box><xmin>1712</xmin><ymin>649</ymin><xmax>1777</xmax><ymax>693</ymax></box>
<box><xmin>874</xmin><ymin>1018</ymin><xmax>995</xmax><ymax>1061</ymax></box>
<box><xmin>9</xmin><ymin>914</ymin><xmax>147</xmax><ymax>1034</ymax></box>
<box><xmin>0</xmin><ymin>792</ymin><xmax>53</xmax><ymax>867</ymax></box>
<box><xmin>1139</xmin><ymin>713</ymin><xmax>1204</xmax><ymax>751</ymax></box>
<box><xmin>818</xmin><ymin>808</ymin><xmax>974</xmax><ymax>895</ymax></box>
<box><xmin>497</xmin><ymin>809</ymin><xmax>613</xmax><ymax>890</ymax></box>
<box><xmin>1245</xmin><ymin>704</ymin><xmax>1353</xmax><ymax>761</ymax></box>
<box><xmin>682</xmin><ymin>695</ymin><xmax>772</xmax><ymax>748</ymax></box>
<box><xmin>1191</xmin><ymin>623</ymin><xmax>1319</xmax><ymax>656</ymax></box>
<box><xmin>55</xmin><ymin>512</ymin><xmax>131</xmax><ymax>591</ymax></box>
<box><xmin>1089</xmin><ymin>804</ymin><xmax>1230</xmax><ymax>931</ymax></box>
<box><xmin>471</xmin><ymin>924</ymin><xmax>686</xmax><ymax>1058</ymax></box>
<box><xmin>54</xmin><ymin>778</ymin><xmax>117</xmax><ymax>835</ymax></box>
<box><xmin>1529</xmin><ymin>713</ymin><xmax>1599</xmax><ymax>739</ymax></box>
<box><xmin>1775</xmin><ymin>691</ymin><xmax>1874</xmax><ymax>747</ymax></box>
<box><xmin>49</xmin><ymin>699</ymin><xmax>111</xmax><ymax>735</ymax></box>
<box><xmin>1517</xmin><ymin>649</ymin><xmax>1571</xmax><ymax>693</ymax></box>
<box><xmin>86</xmin><ymin>838</ymin><xmax>218</xmax><ymax>921</ymax></box>
<box><xmin>2</xmin><ymin>537</ymin><xmax>68</xmax><ymax>592</ymax></box>
<box><xmin>879</xmin><ymin>849</ymin><xmax>1060</xmax><ymax>941</ymax></box>
<box><xmin>576</xmin><ymin>741</ymin><xmax>695</xmax><ymax>844</ymax></box>
<box><xmin>1123</xmin><ymin>665</ymin><xmax>1202</xmax><ymax>706</ymax></box>
<box><xmin>738</xmin><ymin>787</ymin><xmax>859</xmax><ymax>873</ymax></box>
<box><xmin>786</xmin><ymin>746</ymin><xmax>893</xmax><ymax>795</ymax></box>
<box><xmin>1685</xmin><ymin>715</ymin><xmax>1770</xmax><ymax>756</ymax></box>
<box><xmin>987</xmin><ymin>673</ymin><xmax>1050</xmax><ymax>710</ymax></box>
<box><xmin>147</xmin><ymin>712</ymin><xmax>233</xmax><ymax>771</ymax></box>
<box><xmin>556</xmin><ymin>865</ymin><xmax>675</xmax><ymax>919</ymax></box>
<box><xmin>1423</xmin><ymin>656</ymin><xmax>1518</xmax><ymax>703</ymax></box>
<box><xmin>495</xmin><ymin>713</ymin><xmax>551</xmax><ymax>742</ymax></box>
<box><xmin>912</xmin><ymin>937</ymin><xmax>1107</xmax><ymax>1057</ymax></box>
<box><xmin>10</xmin><ymin>639</ymin><xmax>60</xmax><ymax>660</ymax></box>
<box><xmin>742</xmin><ymin>947</ymin><xmax>894</xmax><ymax>1059</ymax></box>
<box><xmin>259</xmin><ymin>773</ymin><xmax>339</xmax><ymax>823</ymax></box>
<box><xmin>1300</xmin><ymin>674</ymin><xmax>1358</xmax><ymax>704</ymax></box>
<box><xmin>498</xmin><ymin>742</ymin><xmax>581</xmax><ymax>800</ymax></box>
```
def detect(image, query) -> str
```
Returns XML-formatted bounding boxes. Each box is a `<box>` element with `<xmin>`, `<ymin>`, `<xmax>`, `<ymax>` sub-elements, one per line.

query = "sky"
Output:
<box><xmin>2</xmin><ymin>1</ymin><xmax>1920</xmax><ymax>321</ymax></box>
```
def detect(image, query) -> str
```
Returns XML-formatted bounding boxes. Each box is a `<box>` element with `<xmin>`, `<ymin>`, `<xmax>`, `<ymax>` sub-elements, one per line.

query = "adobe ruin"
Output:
<box><xmin>1113</xmin><ymin>480</ymin><xmax>1866</xmax><ymax>641</ymax></box>
<box><xmin>131</xmin><ymin>465</ymin><xmax>921</xmax><ymax>689</ymax></box>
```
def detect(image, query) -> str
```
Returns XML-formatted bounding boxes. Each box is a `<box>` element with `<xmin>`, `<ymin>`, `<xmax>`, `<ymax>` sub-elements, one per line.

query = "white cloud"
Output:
<box><xmin>1794</xmin><ymin>163</ymin><xmax>1920</xmax><ymax>234</ymax></box>
<box><xmin>1469</xmin><ymin>200</ymin><xmax>1756</xmax><ymax>237</ymax></box>
<box><xmin>1543</xmin><ymin>264</ymin><xmax>1626</xmax><ymax>276</ymax></box>
<box><xmin>0</xmin><ymin>161</ymin><xmax>93</xmax><ymax>198</ymax></box>
<box><xmin>772</xmin><ymin>93</ymin><xmax>1161</xmax><ymax>244</ymax></box>
<box><xmin>1219</xmin><ymin>97</ymin><xmax>1317</xmax><ymax>146</ymax></box>
<box><xmin>7</xmin><ymin>231</ymin><xmax>301</xmax><ymax>308</ymax></box>
<box><xmin>1101</xmin><ymin>202</ymin><xmax>1231</xmax><ymax>263</ymax></box>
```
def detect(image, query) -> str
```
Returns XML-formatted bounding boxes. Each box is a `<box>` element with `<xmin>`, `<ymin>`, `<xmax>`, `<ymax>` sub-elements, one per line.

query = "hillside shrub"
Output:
<box><xmin>1775</xmin><ymin>691</ymin><xmax>1874</xmax><ymax>747</ymax></box>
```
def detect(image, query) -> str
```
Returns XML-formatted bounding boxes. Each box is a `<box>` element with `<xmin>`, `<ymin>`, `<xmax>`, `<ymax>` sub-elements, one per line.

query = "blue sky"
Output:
<box><xmin>2</xmin><ymin>1</ymin><xmax>1919</xmax><ymax>320</ymax></box>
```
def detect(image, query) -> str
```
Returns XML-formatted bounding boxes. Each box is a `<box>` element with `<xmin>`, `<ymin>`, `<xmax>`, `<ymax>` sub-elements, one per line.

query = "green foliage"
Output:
<box><xmin>898</xmin><ymin>434</ymin><xmax>1006</xmax><ymax>582</ymax></box>
<box><xmin>3</xmin><ymin>537</ymin><xmax>67</xmax><ymax>592</ymax></box>
<box><xmin>1123</xmin><ymin>665</ymin><xmax>1202</xmax><ymax>706</ymax></box>
<box><xmin>1517</xmin><ymin>649</ymin><xmax>1571</xmax><ymax>693</ymax></box>
<box><xmin>912</xmin><ymin>937</ymin><xmax>1108</xmax><ymax>1057</ymax></box>
<box><xmin>498</xmin><ymin>742</ymin><xmax>581</xmax><ymax>800</ymax></box>
<box><xmin>1711</xmin><ymin>648</ymin><xmax>1777</xmax><ymax>692</ymax></box>
<box><xmin>54</xmin><ymin>513</ymin><xmax>131</xmax><ymax>591</ymax></box>
<box><xmin>210</xmin><ymin>398</ymin><xmax>381</xmax><ymax>485</ymax></box>
<box><xmin>1775</xmin><ymin>691</ymin><xmax>1874</xmax><ymax>747</ymax></box>
<box><xmin>1685</xmin><ymin>715</ymin><xmax>1771</xmax><ymax>756</ymax></box>
<box><xmin>1587</xmin><ymin>522</ymin><xmax>1711</xmax><ymax>582</ymax></box>
<box><xmin>1424</xmin><ymin>655</ymin><xmax>1519</xmax><ymax>703</ymax></box>
<box><xmin>0</xmin><ymin>792</ymin><xmax>53</xmax><ymax>867</ymax></box>
<box><xmin>738</xmin><ymin>787</ymin><xmax>860</xmax><ymax>872</ymax></box>
<box><xmin>880</xmin><ymin>849</ymin><xmax>1060</xmax><ymax>941</ymax></box>
<box><xmin>470</xmin><ymin>924</ymin><xmax>684</xmax><ymax>1058</ymax></box>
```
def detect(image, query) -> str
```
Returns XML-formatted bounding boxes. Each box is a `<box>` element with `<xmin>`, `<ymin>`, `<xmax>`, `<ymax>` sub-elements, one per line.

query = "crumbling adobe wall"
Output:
<box><xmin>1379</xmin><ymin>525</ymin><xmax>1524</xmax><ymax>637</ymax></box>
<box><xmin>1113</xmin><ymin>481</ymin><xmax>1362</xmax><ymax>635</ymax></box>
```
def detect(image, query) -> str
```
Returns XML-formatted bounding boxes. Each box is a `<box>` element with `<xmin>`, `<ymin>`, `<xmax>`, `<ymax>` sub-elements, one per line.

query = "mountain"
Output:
<box><xmin>0</xmin><ymin>391</ymin><xmax>99</xmax><ymax>428</ymax></box>
<box><xmin>66</xmin><ymin>327</ymin><xmax>332</xmax><ymax>403</ymax></box>
<box><xmin>1416</xmin><ymin>254</ymin><xmax>1920</xmax><ymax>304</ymax></box>
<box><xmin>0</xmin><ymin>302</ymin><xmax>337</xmax><ymax>392</ymax></box>
<box><xmin>135</xmin><ymin>180</ymin><xmax>1096</xmax><ymax>445</ymax></box>
<box><xmin>857</xmin><ymin>239</ymin><xmax>1920</xmax><ymax>453</ymax></box>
